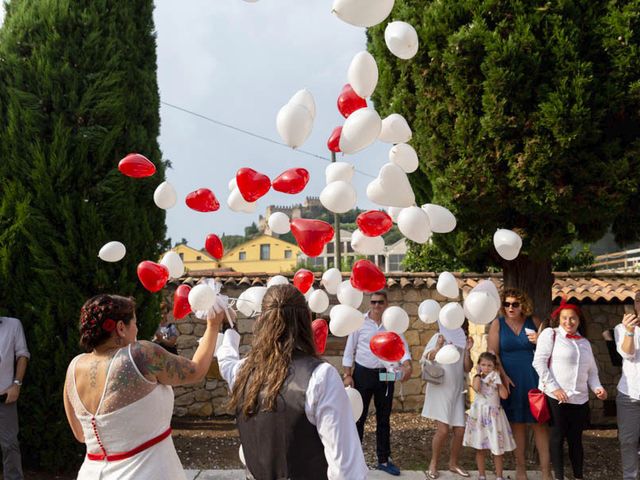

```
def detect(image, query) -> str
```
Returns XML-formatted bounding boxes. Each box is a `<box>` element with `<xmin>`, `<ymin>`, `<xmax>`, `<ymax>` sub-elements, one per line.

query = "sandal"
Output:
<box><xmin>449</xmin><ymin>466</ymin><xmax>470</xmax><ymax>477</ymax></box>
<box><xmin>425</xmin><ymin>470</ymin><xmax>439</xmax><ymax>479</ymax></box>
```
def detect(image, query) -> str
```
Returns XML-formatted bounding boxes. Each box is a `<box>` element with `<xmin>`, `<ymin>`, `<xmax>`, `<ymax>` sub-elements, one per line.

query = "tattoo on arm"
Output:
<box><xmin>132</xmin><ymin>341</ymin><xmax>196</xmax><ymax>383</ymax></box>
<box><xmin>89</xmin><ymin>360</ymin><xmax>99</xmax><ymax>388</ymax></box>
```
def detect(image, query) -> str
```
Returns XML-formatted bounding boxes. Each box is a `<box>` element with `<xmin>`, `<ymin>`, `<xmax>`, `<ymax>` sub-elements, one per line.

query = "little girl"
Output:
<box><xmin>463</xmin><ymin>352</ymin><xmax>516</xmax><ymax>480</ymax></box>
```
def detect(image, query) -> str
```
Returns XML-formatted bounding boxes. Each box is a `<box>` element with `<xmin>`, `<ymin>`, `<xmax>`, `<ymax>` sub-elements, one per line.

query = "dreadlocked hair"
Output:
<box><xmin>229</xmin><ymin>283</ymin><xmax>317</xmax><ymax>417</ymax></box>
<box><xmin>79</xmin><ymin>294</ymin><xmax>135</xmax><ymax>352</ymax></box>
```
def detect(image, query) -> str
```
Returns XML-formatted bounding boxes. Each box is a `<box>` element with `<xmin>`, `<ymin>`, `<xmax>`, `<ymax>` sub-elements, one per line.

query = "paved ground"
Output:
<box><xmin>185</xmin><ymin>470</ymin><xmax>543</xmax><ymax>479</ymax></box>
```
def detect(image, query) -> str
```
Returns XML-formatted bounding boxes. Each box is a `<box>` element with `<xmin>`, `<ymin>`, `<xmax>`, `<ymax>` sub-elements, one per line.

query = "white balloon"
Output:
<box><xmin>348</xmin><ymin>51</ymin><xmax>378</xmax><ymax>98</ymax></box>
<box><xmin>288</xmin><ymin>89</ymin><xmax>316</xmax><ymax>119</ymax></box>
<box><xmin>382</xmin><ymin>306</ymin><xmax>410</xmax><ymax>334</ymax></box>
<box><xmin>422</xmin><ymin>204</ymin><xmax>457</xmax><ymax>233</ymax></box>
<box><xmin>321</xmin><ymin>268</ymin><xmax>342</xmax><ymax>295</ymax></box>
<box><xmin>437</xmin><ymin>271</ymin><xmax>459</xmax><ymax>299</ymax></box>
<box><xmin>439</xmin><ymin>302</ymin><xmax>465</xmax><ymax>330</ymax></box>
<box><xmin>239</xmin><ymin>445</ymin><xmax>246</xmax><ymax>467</ymax></box>
<box><xmin>493</xmin><ymin>229</ymin><xmax>523</xmax><ymax>261</ymax></box>
<box><xmin>228</xmin><ymin>177</ymin><xmax>237</xmax><ymax>191</ymax></box>
<box><xmin>339</xmin><ymin>108</ymin><xmax>382</xmax><ymax>154</ymax></box>
<box><xmin>384</xmin><ymin>21</ymin><xmax>419</xmax><ymax>60</ymax></box>
<box><xmin>268</xmin><ymin>212</ymin><xmax>291</xmax><ymax>235</ymax></box>
<box><xmin>98</xmin><ymin>241</ymin><xmax>126</xmax><ymax>262</ymax></box>
<box><xmin>418</xmin><ymin>299</ymin><xmax>441</xmax><ymax>324</ymax></box>
<box><xmin>325</xmin><ymin>162</ymin><xmax>355</xmax><ymax>184</ymax></box>
<box><xmin>304</xmin><ymin>286</ymin><xmax>315</xmax><ymax>302</ymax></box>
<box><xmin>337</xmin><ymin>280</ymin><xmax>363</xmax><ymax>309</ymax></box>
<box><xmin>398</xmin><ymin>206</ymin><xmax>431</xmax><ymax>243</ymax></box>
<box><xmin>160</xmin><ymin>251</ymin><xmax>185</xmax><ymax>279</ymax></box>
<box><xmin>351</xmin><ymin>229</ymin><xmax>385</xmax><ymax>255</ymax></box>
<box><xmin>331</xmin><ymin>0</ymin><xmax>395</xmax><ymax>27</ymax></box>
<box><xmin>464</xmin><ymin>291</ymin><xmax>499</xmax><ymax>325</ymax></box>
<box><xmin>320</xmin><ymin>181</ymin><xmax>357</xmax><ymax>214</ymax></box>
<box><xmin>276</xmin><ymin>102</ymin><xmax>313</xmax><ymax>149</ymax></box>
<box><xmin>366</xmin><ymin>163</ymin><xmax>415</xmax><ymax>208</ymax></box>
<box><xmin>227</xmin><ymin>188</ymin><xmax>257</xmax><ymax>213</ymax></box>
<box><xmin>387</xmin><ymin>206</ymin><xmax>403</xmax><ymax>223</ymax></box>
<box><xmin>153</xmin><ymin>181</ymin><xmax>177</xmax><ymax>210</ymax></box>
<box><xmin>308</xmin><ymin>289</ymin><xmax>330</xmax><ymax>313</ymax></box>
<box><xmin>389</xmin><ymin>143</ymin><xmax>418</xmax><ymax>173</ymax></box>
<box><xmin>329</xmin><ymin>304</ymin><xmax>365</xmax><ymax>336</ymax></box>
<box><xmin>379</xmin><ymin>113</ymin><xmax>412</xmax><ymax>143</ymax></box>
<box><xmin>470</xmin><ymin>280</ymin><xmax>501</xmax><ymax>310</ymax></box>
<box><xmin>435</xmin><ymin>344</ymin><xmax>461</xmax><ymax>365</ymax></box>
<box><xmin>267</xmin><ymin>275</ymin><xmax>289</xmax><ymax>288</ymax></box>
<box><xmin>188</xmin><ymin>284</ymin><xmax>216</xmax><ymax>312</ymax></box>
<box><xmin>237</xmin><ymin>286</ymin><xmax>267</xmax><ymax>316</ymax></box>
<box><xmin>345</xmin><ymin>386</ymin><xmax>364</xmax><ymax>421</ymax></box>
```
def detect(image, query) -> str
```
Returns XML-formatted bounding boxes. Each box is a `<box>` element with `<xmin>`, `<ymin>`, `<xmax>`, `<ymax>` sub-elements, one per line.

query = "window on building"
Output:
<box><xmin>327</xmin><ymin>242</ymin><xmax>335</xmax><ymax>254</ymax></box>
<box><xmin>196</xmin><ymin>255</ymin><xmax>202</xmax><ymax>261</ymax></box>
<box><xmin>239</xmin><ymin>251</ymin><xmax>246</xmax><ymax>261</ymax></box>
<box><xmin>179</xmin><ymin>253</ymin><xmax>184</xmax><ymax>260</ymax></box>
<box><xmin>328</xmin><ymin>257</ymin><xmax>335</xmax><ymax>268</ymax></box>
<box><xmin>388</xmin><ymin>254</ymin><xmax>405</xmax><ymax>272</ymax></box>
<box><xmin>260</xmin><ymin>244</ymin><xmax>270</xmax><ymax>260</ymax></box>
<box><xmin>347</xmin><ymin>242</ymin><xmax>354</xmax><ymax>253</ymax></box>
<box><xmin>309</xmin><ymin>257</ymin><xmax>325</xmax><ymax>268</ymax></box>
<box><xmin>284</xmin><ymin>249</ymin><xmax>292</xmax><ymax>259</ymax></box>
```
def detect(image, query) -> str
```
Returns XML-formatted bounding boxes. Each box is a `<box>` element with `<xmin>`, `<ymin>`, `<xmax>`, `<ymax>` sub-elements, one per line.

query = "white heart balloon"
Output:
<box><xmin>437</xmin><ymin>272</ymin><xmax>459</xmax><ymax>298</ymax></box>
<box><xmin>267</xmin><ymin>275</ymin><xmax>289</xmax><ymax>288</ymax></box>
<box><xmin>470</xmin><ymin>280</ymin><xmax>501</xmax><ymax>310</ymax></box>
<box><xmin>439</xmin><ymin>302</ymin><xmax>465</xmax><ymax>330</ymax></box>
<box><xmin>98</xmin><ymin>241</ymin><xmax>126</xmax><ymax>262</ymax></box>
<box><xmin>325</xmin><ymin>162</ymin><xmax>355</xmax><ymax>184</ymax></box>
<box><xmin>351</xmin><ymin>229</ymin><xmax>385</xmax><ymax>255</ymax></box>
<box><xmin>464</xmin><ymin>291</ymin><xmax>499</xmax><ymax>325</ymax></box>
<box><xmin>366</xmin><ymin>163</ymin><xmax>415</xmax><ymax>207</ymax></box>
<box><xmin>339</xmin><ymin>108</ymin><xmax>382</xmax><ymax>154</ymax></box>
<box><xmin>382</xmin><ymin>306</ymin><xmax>410</xmax><ymax>334</ymax></box>
<box><xmin>331</xmin><ymin>0</ymin><xmax>395</xmax><ymax>27</ymax></box>
<box><xmin>189</xmin><ymin>284</ymin><xmax>216</xmax><ymax>312</ymax></box>
<box><xmin>345</xmin><ymin>386</ymin><xmax>364</xmax><ymax>421</ymax></box>
<box><xmin>329</xmin><ymin>304</ymin><xmax>365</xmax><ymax>336</ymax></box>
<box><xmin>237</xmin><ymin>286</ymin><xmax>267</xmax><ymax>316</ymax></box>
<box><xmin>389</xmin><ymin>143</ymin><xmax>418</xmax><ymax>173</ymax></box>
<box><xmin>388</xmin><ymin>206</ymin><xmax>403</xmax><ymax>223</ymax></box>
<box><xmin>379</xmin><ymin>113</ymin><xmax>412</xmax><ymax>143</ymax></box>
<box><xmin>308</xmin><ymin>289</ymin><xmax>330</xmax><ymax>314</ymax></box>
<box><xmin>153</xmin><ymin>181</ymin><xmax>177</xmax><ymax>210</ymax></box>
<box><xmin>268</xmin><ymin>212</ymin><xmax>291</xmax><ymax>235</ymax></box>
<box><xmin>227</xmin><ymin>188</ymin><xmax>257</xmax><ymax>213</ymax></box>
<box><xmin>384</xmin><ymin>21</ymin><xmax>419</xmax><ymax>60</ymax></box>
<box><xmin>160</xmin><ymin>251</ymin><xmax>185</xmax><ymax>279</ymax></box>
<box><xmin>435</xmin><ymin>344</ymin><xmax>461</xmax><ymax>365</ymax></box>
<box><xmin>228</xmin><ymin>177</ymin><xmax>237</xmax><ymax>191</ymax></box>
<box><xmin>276</xmin><ymin>102</ymin><xmax>313</xmax><ymax>149</ymax></box>
<box><xmin>348</xmin><ymin>51</ymin><xmax>378</xmax><ymax>98</ymax></box>
<box><xmin>321</xmin><ymin>268</ymin><xmax>342</xmax><ymax>295</ymax></box>
<box><xmin>320</xmin><ymin>181</ymin><xmax>357</xmax><ymax>214</ymax></box>
<box><xmin>337</xmin><ymin>280</ymin><xmax>363</xmax><ymax>309</ymax></box>
<box><xmin>418</xmin><ymin>299</ymin><xmax>441</xmax><ymax>324</ymax></box>
<box><xmin>493</xmin><ymin>229</ymin><xmax>523</xmax><ymax>261</ymax></box>
<box><xmin>422</xmin><ymin>204</ymin><xmax>457</xmax><ymax>233</ymax></box>
<box><xmin>288</xmin><ymin>89</ymin><xmax>316</xmax><ymax>119</ymax></box>
<box><xmin>398</xmin><ymin>206</ymin><xmax>431</xmax><ymax>243</ymax></box>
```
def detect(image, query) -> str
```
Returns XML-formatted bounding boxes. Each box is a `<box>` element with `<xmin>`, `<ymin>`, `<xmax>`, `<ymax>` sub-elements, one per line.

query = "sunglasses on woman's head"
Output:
<box><xmin>502</xmin><ymin>301</ymin><xmax>520</xmax><ymax>308</ymax></box>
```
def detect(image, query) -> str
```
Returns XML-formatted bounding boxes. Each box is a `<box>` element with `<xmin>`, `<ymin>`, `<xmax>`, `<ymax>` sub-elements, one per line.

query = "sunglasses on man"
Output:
<box><xmin>502</xmin><ymin>301</ymin><xmax>521</xmax><ymax>308</ymax></box>
<box><xmin>370</xmin><ymin>300</ymin><xmax>386</xmax><ymax>305</ymax></box>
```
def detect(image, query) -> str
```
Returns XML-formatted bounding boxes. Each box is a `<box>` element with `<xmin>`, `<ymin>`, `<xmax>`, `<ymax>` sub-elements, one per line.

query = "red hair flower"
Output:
<box><xmin>102</xmin><ymin>319</ymin><xmax>117</xmax><ymax>332</ymax></box>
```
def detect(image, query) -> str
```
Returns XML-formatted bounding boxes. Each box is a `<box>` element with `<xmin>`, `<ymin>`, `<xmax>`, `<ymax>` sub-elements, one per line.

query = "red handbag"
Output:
<box><xmin>528</xmin><ymin>330</ymin><xmax>556</xmax><ymax>424</ymax></box>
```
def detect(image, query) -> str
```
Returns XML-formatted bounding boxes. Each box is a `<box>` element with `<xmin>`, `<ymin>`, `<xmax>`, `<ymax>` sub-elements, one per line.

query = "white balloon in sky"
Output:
<box><xmin>435</xmin><ymin>344</ymin><xmax>460</xmax><ymax>365</ymax></box>
<box><xmin>228</xmin><ymin>177</ymin><xmax>237</xmax><ymax>192</ymax></box>
<box><xmin>153</xmin><ymin>181</ymin><xmax>177</xmax><ymax>210</ymax></box>
<box><xmin>332</xmin><ymin>0</ymin><xmax>395</xmax><ymax>27</ymax></box>
<box><xmin>325</xmin><ymin>162</ymin><xmax>355</xmax><ymax>184</ymax></box>
<box><xmin>366</xmin><ymin>163</ymin><xmax>415</xmax><ymax>208</ymax></box>
<box><xmin>160</xmin><ymin>251</ymin><xmax>185</xmax><ymax>279</ymax></box>
<box><xmin>308</xmin><ymin>289</ymin><xmax>330</xmax><ymax>314</ymax></box>
<box><xmin>320</xmin><ymin>181</ymin><xmax>357</xmax><ymax>214</ymax></box>
<box><xmin>337</xmin><ymin>280</ymin><xmax>363</xmax><ymax>309</ymax></box>
<box><xmin>384</xmin><ymin>21</ymin><xmax>419</xmax><ymax>60</ymax></box>
<box><xmin>339</xmin><ymin>108</ymin><xmax>382</xmax><ymax>154</ymax></box>
<box><xmin>389</xmin><ymin>143</ymin><xmax>418</xmax><ymax>173</ymax></box>
<box><xmin>227</xmin><ymin>188</ymin><xmax>257</xmax><ymax>214</ymax></box>
<box><xmin>268</xmin><ymin>212</ymin><xmax>291</xmax><ymax>234</ymax></box>
<box><xmin>436</xmin><ymin>272</ymin><xmax>459</xmax><ymax>299</ymax></box>
<box><xmin>439</xmin><ymin>302</ymin><xmax>465</xmax><ymax>330</ymax></box>
<box><xmin>493</xmin><ymin>229</ymin><xmax>523</xmax><ymax>261</ymax></box>
<box><xmin>351</xmin><ymin>229</ymin><xmax>385</xmax><ymax>255</ymax></box>
<box><xmin>98</xmin><ymin>241</ymin><xmax>126</xmax><ymax>262</ymax></box>
<box><xmin>348</xmin><ymin>51</ymin><xmax>378</xmax><ymax>98</ymax></box>
<box><xmin>382</xmin><ymin>306</ymin><xmax>410</xmax><ymax>334</ymax></box>
<box><xmin>276</xmin><ymin>102</ymin><xmax>313</xmax><ymax>149</ymax></box>
<box><xmin>379</xmin><ymin>113</ymin><xmax>412</xmax><ymax>144</ymax></box>
<box><xmin>422</xmin><ymin>204</ymin><xmax>457</xmax><ymax>233</ymax></box>
<box><xmin>267</xmin><ymin>275</ymin><xmax>289</xmax><ymax>288</ymax></box>
<box><xmin>288</xmin><ymin>89</ymin><xmax>316</xmax><ymax>119</ymax></box>
<box><xmin>398</xmin><ymin>206</ymin><xmax>431</xmax><ymax>243</ymax></box>
<box><xmin>418</xmin><ymin>299</ymin><xmax>441</xmax><ymax>324</ymax></box>
<box><xmin>329</xmin><ymin>304</ymin><xmax>365</xmax><ymax>336</ymax></box>
<box><xmin>321</xmin><ymin>268</ymin><xmax>342</xmax><ymax>295</ymax></box>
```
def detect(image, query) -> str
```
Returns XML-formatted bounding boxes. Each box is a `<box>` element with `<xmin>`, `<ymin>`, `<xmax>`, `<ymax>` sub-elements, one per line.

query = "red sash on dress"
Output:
<box><xmin>87</xmin><ymin>427</ymin><xmax>172</xmax><ymax>462</ymax></box>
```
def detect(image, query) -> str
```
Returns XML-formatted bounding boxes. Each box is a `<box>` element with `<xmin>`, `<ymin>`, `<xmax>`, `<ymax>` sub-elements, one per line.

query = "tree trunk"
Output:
<box><xmin>502</xmin><ymin>255</ymin><xmax>554</xmax><ymax>321</ymax></box>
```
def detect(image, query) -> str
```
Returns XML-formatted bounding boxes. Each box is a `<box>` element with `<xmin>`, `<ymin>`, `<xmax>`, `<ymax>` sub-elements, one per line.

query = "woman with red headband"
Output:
<box><xmin>533</xmin><ymin>299</ymin><xmax>607</xmax><ymax>480</ymax></box>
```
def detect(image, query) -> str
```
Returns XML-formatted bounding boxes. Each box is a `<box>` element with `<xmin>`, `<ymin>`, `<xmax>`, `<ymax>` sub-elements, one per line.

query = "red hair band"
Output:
<box><xmin>551</xmin><ymin>297</ymin><xmax>581</xmax><ymax>319</ymax></box>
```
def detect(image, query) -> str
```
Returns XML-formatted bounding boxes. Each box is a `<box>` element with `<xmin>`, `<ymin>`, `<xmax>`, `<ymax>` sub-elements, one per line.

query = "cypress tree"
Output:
<box><xmin>369</xmin><ymin>0</ymin><xmax>640</xmax><ymax>315</ymax></box>
<box><xmin>0</xmin><ymin>0</ymin><xmax>167</xmax><ymax>469</ymax></box>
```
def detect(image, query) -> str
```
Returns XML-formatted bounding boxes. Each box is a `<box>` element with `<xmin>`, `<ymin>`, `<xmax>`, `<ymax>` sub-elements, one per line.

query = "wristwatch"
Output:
<box><xmin>13</xmin><ymin>379</ymin><xmax>22</xmax><ymax>386</ymax></box>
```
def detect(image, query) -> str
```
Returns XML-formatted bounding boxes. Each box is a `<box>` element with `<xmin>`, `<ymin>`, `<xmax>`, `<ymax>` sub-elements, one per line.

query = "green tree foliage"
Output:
<box><xmin>220</xmin><ymin>233</ymin><xmax>245</xmax><ymax>251</ymax></box>
<box><xmin>0</xmin><ymin>0</ymin><xmax>166</xmax><ymax>470</ymax></box>
<box><xmin>369</xmin><ymin>0</ymin><xmax>640</xmax><ymax>315</ymax></box>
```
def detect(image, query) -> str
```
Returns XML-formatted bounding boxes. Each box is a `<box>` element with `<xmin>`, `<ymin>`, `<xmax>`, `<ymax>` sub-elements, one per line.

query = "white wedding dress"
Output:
<box><xmin>66</xmin><ymin>344</ymin><xmax>186</xmax><ymax>480</ymax></box>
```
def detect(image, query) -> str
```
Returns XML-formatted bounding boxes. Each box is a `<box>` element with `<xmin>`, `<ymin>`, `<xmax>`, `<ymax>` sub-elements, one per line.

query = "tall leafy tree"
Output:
<box><xmin>0</xmin><ymin>0</ymin><xmax>166</xmax><ymax>470</ymax></box>
<box><xmin>369</xmin><ymin>0</ymin><xmax>640</xmax><ymax>315</ymax></box>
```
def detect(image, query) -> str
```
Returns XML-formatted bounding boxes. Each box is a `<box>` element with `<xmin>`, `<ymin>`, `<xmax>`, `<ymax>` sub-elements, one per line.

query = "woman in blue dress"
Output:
<box><xmin>488</xmin><ymin>288</ymin><xmax>552</xmax><ymax>480</ymax></box>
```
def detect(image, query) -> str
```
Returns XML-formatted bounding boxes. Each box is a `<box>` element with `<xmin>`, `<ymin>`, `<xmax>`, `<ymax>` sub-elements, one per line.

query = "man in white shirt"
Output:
<box><xmin>0</xmin><ymin>316</ymin><xmax>30</xmax><ymax>480</ymax></box>
<box><xmin>342</xmin><ymin>291</ymin><xmax>412</xmax><ymax>476</ymax></box>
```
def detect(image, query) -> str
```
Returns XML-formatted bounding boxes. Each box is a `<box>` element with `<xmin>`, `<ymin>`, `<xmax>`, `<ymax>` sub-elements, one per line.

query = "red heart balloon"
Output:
<box><xmin>236</xmin><ymin>168</ymin><xmax>271</xmax><ymax>202</ymax></box>
<box><xmin>290</xmin><ymin>219</ymin><xmax>334</xmax><ymax>257</ymax></box>
<box><xmin>350</xmin><ymin>259</ymin><xmax>386</xmax><ymax>293</ymax></box>
<box><xmin>205</xmin><ymin>234</ymin><xmax>224</xmax><ymax>259</ymax></box>
<box><xmin>357</xmin><ymin>210</ymin><xmax>394</xmax><ymax>237</ymax></box>
<box><xmin>312</xmin><ymin>319</ymin><xmax>329</xmax><ymax>355</ymax></box>
<box><xmin>173</xmin><ymin>284</ymin><xmax>192</xmax><ymax>320</ymax></box>
<box><xmin>272</xmin><ymin>168</ymin><xmax>309</xmax><ymax>194</ymax></box>
<box><xmin>185</xmin><ymin>188</ymin><xmax>220</xmax><ymax>212</ymax></box>
<box><xmin>327</xmin><ymin>126</ymin><xmax>342</xmax><ymax>153</ymax></box>
<box><xmin>370</xmin><ymin>332</ymin><xmax>406</xmax><ymax>362</ymax></box>
<box><xmin>337</xmin><ymin>84</ymin><xmax>367</xmax><ymax>118</ymax></box>
<box><xmin>293</xmin><ymin>268</ymin><xmax>314</xmax><ymax>294</ymax></box>
<box><xmin>118</xmin><ymin>153</ymin><xmax>156</xmax><ymax>178</ymax></box>
<box><xmin>137</xmin><ymin>261</ymin><xmax>169</xmax><ymax>293</ymax></box>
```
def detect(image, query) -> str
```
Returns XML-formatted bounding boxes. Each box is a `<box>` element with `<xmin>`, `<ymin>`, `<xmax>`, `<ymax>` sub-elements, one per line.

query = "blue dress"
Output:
<box><xmin>499</xmin><ymin>316</ymin><xmax>539</xmax><ymax>423</ymax></box>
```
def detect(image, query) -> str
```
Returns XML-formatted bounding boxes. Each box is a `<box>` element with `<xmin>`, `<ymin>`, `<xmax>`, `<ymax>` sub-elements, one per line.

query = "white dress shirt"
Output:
<box><xmin>0</xmin><ymin>317</ymin><xmax>30</xmax><ymax>394</ymax></box>
<box><xmin>615</xmin><ymin>323</ymin><xmax>640</xmax><ymax>400</ymax></box>
<box><xmin>216</xmin><ymin>330</ymin><xmax>368</xmax><ymax>480</ymax></box>
<box><xmin>532</xmin><ymin>327</ymin><xmax>602</xmax><ymax>404</ymax></box>
<box><xmin>342</xmin><ymin>312</ymin><xmax>412</xmax><ymax>370</ymax></box>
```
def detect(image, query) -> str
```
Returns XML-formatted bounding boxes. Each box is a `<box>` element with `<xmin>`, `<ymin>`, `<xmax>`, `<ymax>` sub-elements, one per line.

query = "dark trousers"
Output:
<box><xmin>353</xmin><ymin>362</ymin><xmax>394</xmax><ymax>464</ymax></box>
<box><xmin>547</xmin><ymin>395</ymin><xmax>589</xmax><ymax>480</ymax></box>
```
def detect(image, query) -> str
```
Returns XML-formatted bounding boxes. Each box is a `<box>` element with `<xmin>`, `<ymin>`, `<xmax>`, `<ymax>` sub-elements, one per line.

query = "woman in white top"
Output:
<box><xmin>532</xmin><ymin>299</ymin><xmax>607</xmax><ymax>480</ymax></box>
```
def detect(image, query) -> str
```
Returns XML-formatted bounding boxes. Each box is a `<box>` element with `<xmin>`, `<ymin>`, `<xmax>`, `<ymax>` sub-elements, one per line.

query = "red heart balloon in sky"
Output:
<box><xmin>370</xmin><ymin>332</ymin><xmax>406</xmax><ymax>362</ymax></box>
<box><xmin>312</xmin><ymin>319</ymin><xmax>329</xmax><ymax>355</ymax></box>
<box><xmin>290</xmin><ymin>218</ymin><xmax>334</xmax><ymax>257</ymax></box>
<box><xmin>236</xmin><ymin>168</ymin><xmax>271</xmax><ymax>202</ymax></box>
<box><xmin>205</xmin><ymin>234</ymin><xmax>224</xmax><ymax>259</ymax></box>
<box><xmin>137</xmin><ymin>261</ymin><xmax>169</xmax><ymax>293</ymax></box>
<box><xmin>337</xmin><ymin>84</ymin><xmax>367</xmax><ymax>118</ymax></box>
<box><xmin>327</xmin><ymin>126</ymin><xmax>342</xmax><ymax>153</ymax></box>
<box><xmin>350</xmin><ymin>259</ymin><xmax>386</xmax><ymax>293</ymax></box>
<box><xmin>173</xmin><ymin>284</ymin><xmax>192</xmax><ymax>320</ymax></box>
<box><xmin>293</xmin><ymin>268</ymin><xmax>314</xmax><ymax>294</ymax></box>
<box><xmin>118</xmin><ymin>153</ymin><xmax>156</xmax><ymax>178</ymax></box>
<box><xmin>357</xmin><ymin>210</ymin><xmax>394</xmax><ymax>237</ymax></box>
<box><xmin>272</xmin><ymin>168</ymin><xmax>309</xmax><ymax>194</ymax></box>
<box><xmin>185</xmin><ymin>188</ymin><xmax>220</xmax><ymax>212</ymax></box>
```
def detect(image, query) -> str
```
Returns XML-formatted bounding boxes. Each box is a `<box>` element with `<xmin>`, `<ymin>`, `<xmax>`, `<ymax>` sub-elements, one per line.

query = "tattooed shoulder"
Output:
<box><xmin>132</xmin><ymin>340</ymin><xmax>196</xmax><ymax>382</ymax></box>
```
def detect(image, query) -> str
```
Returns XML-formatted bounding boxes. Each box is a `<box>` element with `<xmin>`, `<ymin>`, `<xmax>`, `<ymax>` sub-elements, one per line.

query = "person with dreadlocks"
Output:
<box><xmin>216</xmin><ymin>283</ymin><xmax>368</xmax><ymax>480</ymax></box>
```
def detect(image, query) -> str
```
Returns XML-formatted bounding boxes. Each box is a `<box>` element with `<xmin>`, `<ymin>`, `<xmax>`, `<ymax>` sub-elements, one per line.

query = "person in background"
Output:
<box><xmin>153</xmin><ymin>302</ymin><xmax>179</xmax><ymax>355</ymax></box>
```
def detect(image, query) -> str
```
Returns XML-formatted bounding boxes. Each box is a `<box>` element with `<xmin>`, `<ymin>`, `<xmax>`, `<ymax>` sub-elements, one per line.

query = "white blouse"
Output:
<box><xmin>532</xmin><ymin>327</ymin><xmax>602</xmax><ymax>404</ymax></box>
<box><xmin>615</xmin><ymin>324</ymin><xmax>640</xmax><ymax>400</ymax></box>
